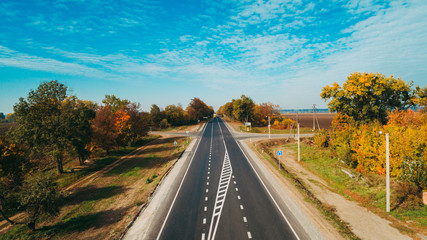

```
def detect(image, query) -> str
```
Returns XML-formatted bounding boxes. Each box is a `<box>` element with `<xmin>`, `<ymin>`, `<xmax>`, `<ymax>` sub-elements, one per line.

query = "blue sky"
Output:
<box><xmin>1</xmin><ymin>0</ymin><xmax>426</xmax><ymax>114</ymax></box>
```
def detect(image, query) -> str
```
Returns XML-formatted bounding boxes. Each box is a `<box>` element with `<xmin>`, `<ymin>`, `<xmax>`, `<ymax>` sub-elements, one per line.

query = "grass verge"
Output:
<box><xmin>283</xmin><ymin>143</ymin><xmax>426</xmax><ymax>235</ymax></box>
<box><xmin>0</xmin><ymin>136</ymin><xmax>191</xmax><ymax>240</ymax></box>
<box><xmin>252</xmin><ymin>140</ymin><xmax>361</xmax><ymax>240</ymax></box>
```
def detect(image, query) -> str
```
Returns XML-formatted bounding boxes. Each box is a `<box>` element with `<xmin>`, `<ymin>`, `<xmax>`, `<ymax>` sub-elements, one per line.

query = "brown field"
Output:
<box><xmin>282</xmin><ymin>113</ymin><xmax>336</xmax><ymax>129</ymax></box>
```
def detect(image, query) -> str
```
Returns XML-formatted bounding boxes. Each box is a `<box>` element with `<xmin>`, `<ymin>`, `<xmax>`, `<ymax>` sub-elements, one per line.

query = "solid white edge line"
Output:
<box><xmin>225</xmin><ymin>119</ymin><xmax>301</xmax><ymax>240</ymax></box>
<box><xmin>155</xmin><ymin>122</ymin><xmax>209</xmax><ymax>240</ymax></box>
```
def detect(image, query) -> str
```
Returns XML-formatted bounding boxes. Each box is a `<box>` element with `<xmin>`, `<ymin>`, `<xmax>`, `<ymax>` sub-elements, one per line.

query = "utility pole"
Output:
<box><xmin>386</xmin><ymin>133</ymin><xmax>390</xmax><ymax>212</ymax></box>
<box><xmin>298</xmin><ymin>123</ymin><xmax>300</xmax><ymax>162</ymax></box>
<box><xmin>379</xmin><ymin>131</ymin><xmax>390</xmax><ymax>212</ymax></box>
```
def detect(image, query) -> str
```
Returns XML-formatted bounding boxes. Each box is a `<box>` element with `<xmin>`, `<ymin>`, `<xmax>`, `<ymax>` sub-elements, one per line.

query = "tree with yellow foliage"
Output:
<box><xmin>321</xmin><ymin>72</ymin><xmax>418</xmax><ymax>124</ymax></box>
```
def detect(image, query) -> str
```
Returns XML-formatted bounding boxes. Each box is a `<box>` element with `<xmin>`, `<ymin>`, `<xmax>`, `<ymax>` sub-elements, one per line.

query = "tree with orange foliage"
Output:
<box><xmin>92</xmin><ymin>105</ymin><xmax>118</xmax><ymax>153</ymax></box>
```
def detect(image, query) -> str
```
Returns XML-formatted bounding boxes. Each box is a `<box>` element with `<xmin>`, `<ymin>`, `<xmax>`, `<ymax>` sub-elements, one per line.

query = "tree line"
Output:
<box><xmin>216</xmin><ymin>94</ymin><xmax>294</xmax><ymax>129</ymax></box>
<box><xmin>0</xmin><ymin>80</ymin><xmax>214</xmax><ymax>231</ymax></box>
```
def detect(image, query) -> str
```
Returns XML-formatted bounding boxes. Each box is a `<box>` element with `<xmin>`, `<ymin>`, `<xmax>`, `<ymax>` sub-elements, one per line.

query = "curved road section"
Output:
<box><xmin>126</xmin><ymin>118</ymin><xmax>312</xmax><ymax>240</ymax></box>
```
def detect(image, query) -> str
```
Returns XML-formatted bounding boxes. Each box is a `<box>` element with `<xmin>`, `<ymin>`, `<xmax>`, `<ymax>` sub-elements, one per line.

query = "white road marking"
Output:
<box><xmin>208</xmin><ymin>171</ymin><xmax>210</xmax><ymax>174</ymax></box>
<box><xmin>205</xmin><ymin>197</ymin><xmax>208</xmax><ymax>201</ymax></box>
<box><xmin>204</xmin><ymin>206</ymin><xmax>207</xmax><ymax>211</ymax></box>
<box><xmin>240</xmin><ymin>205</ymin><xmax>244</xmax><ymax>210</ymax></box>
<box><xmin>247</xmin><ymin>232</ymin><xmax>252</xmax><ymax>239</ymax></box>
<box><xmin>156</xmin><ymin>122</ymin><xmax>209</xmax><ymax>240</ymax></box>
<box><xmin>234</xmin><ymin>181</ymin><xmax>236</xmax><ymax>184</ymax></box>
<box><xmin>207</xmin><ymin>176</ymin><xmax>210</xmax><ymax>180</ymax></box>
<box><xmin>235</xmin><ymin>188</ymin><xmax>238</xmax><ymax>191</ymax></box>
<box><xmin>207</xmin><ymin>182</ymin><xmax>209</xmax><ymax>185</ymax></box>
<box><xmin>206</xmin><ymin>189</ymin><xmax>209</xmax><ymax>193</ymax></box>
<box><xmin>207</xmin><ymin>121</ymin><xmax>233</xmax><ymax>240</ymax></box>
<box><xmin>203</xmin><ymin>218</ymin><xmax>206</xmax><ymax>224</ymax></box>
<box><xmin>232</xmin><ymin>175</ymin><xmax>234</xmax><ymax>178</ymax></box>
<box><xmin>243</xmin><ymin>217</ymin><xmax>247</xmax><ymax>222</ymax></box>
<box><xmin>233</xmin><ymin>123</ymin><xmax>301</xmax><ymax>240</ymax></box>
<box><xmin>202</xmin><ymin>233</ymin><xmax>205</xmax><ymax>240</ymax></box>
<box><xmin>237</xmin><ymin>195</ymin><xmax>241</xmax><ymax>200</ymax></box>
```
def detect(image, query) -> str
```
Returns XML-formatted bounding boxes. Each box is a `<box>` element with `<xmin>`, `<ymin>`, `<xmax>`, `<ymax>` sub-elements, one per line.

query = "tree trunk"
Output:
<box><xmin>79</xmin><ymin>156</ymin><xmax>85</xmax><ymax>166</ymax></box>
<box><xmin>56</xmin><ymin>154</ymin><xmax>63</xmax><ymax>174</ymax></box>
<box><xmin>27</xmin><ymin>221</ymin><xmax>36</xmax><ymax>231</ymax></box>
<box><xmin>0</xmin><ymin>209</ymin><xmax>15</xmax><ymax>225</ymax></box>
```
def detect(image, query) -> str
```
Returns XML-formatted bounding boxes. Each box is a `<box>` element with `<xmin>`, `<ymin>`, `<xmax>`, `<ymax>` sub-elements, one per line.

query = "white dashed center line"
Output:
<box><xmin>240</xmin><ymin>205</ymin><xmax>244</xmax><ymax>210</ymax></box>
<box><xmin>247</xmin><ymin>232</ymin><xmax>252</xmax><ymax>239</ymax></box>
<box><xmin>243</xmin><ymin>217</ymin><xmax>247</xmax><ymax>223</ymax></box>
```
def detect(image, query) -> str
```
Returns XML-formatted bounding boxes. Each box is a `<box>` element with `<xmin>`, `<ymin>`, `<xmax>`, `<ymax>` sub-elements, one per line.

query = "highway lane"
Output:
<box><xmin>156</xmin><ymin>117</ymin><xmax>305</xmax><ymax>240</ymax></box>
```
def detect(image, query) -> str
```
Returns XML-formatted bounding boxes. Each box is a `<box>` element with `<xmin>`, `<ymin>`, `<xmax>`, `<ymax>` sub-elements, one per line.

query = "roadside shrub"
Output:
<box><xmin>145</xmin><ymin>173</ymin><xmax>158</xmax><ymax>184</ymax></box>
<box><xmin>400</xmin><ymin>157</ymin><xmax>426</xmax><ymax>190</ymax></box>
<box><xmin>392</xmin><ymin>181</ymin><xmax>423</xmax><ymax>210</ymax></box>
<box><xmin>19</xmin><ymin>172</ymin><xmax>62</xmax><ymax>231</ymax></box>
<box><xmin>159</xmin><ymin>119</ymin><xmax>169</xmax><ymax>129</ymax></box>
<box><xmin>314</xmin><ymin>129</ymin><xmax>330</xmax><ymax>148</ymax></box>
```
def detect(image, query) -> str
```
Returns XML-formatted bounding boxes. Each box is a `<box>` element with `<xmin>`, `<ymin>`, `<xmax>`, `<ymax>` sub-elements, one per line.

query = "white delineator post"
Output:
<box><xmin>297</xmin><ymin>123</ymin><xmax>300</xmax><ymax>162</ymax></box>
<box><xmin>386</xmin><ymin>133</ymin><xmax>390</xmax><ymax>212</ymax></box>
<box><xmin>268</xmin><ymin>116</ymin><xmax>271</xmax><ymax>139</ymax></box>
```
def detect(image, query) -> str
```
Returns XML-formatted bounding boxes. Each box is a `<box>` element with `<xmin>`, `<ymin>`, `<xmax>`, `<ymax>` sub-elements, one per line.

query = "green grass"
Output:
<box><xmin>253</xmin><ymin>142</ymin><xmax>360</xmax><ymax>240</ymax></box>
<box><xmin>284</xmin><ymin>143</ymin><xmax>427</xmax><ymax>230</ymax></box>
<box><xmin>55</xmin><ymin>135</ymin><xmax>159</xmax><ymax>188</ymax></box>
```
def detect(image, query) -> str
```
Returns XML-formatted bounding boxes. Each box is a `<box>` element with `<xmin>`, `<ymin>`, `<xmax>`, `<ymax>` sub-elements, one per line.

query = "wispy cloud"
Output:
<box><xmin>0</xmin><ymin>0</ymin><xmax>426</xmax><ymax>112</ymax></box>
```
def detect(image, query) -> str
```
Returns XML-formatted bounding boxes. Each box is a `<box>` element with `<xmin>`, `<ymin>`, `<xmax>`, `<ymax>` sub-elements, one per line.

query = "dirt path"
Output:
<box><xmin>252</xmin><ymin>142</ymin><xmax>413</xmax><ymax>240</ymax></box>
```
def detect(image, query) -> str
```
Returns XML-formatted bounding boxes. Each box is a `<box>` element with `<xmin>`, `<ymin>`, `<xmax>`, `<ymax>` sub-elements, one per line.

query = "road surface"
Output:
<box><xmin>151</xmin><ymin>118</ymin><xmax>308</xmax><ymax>240</ymax></box>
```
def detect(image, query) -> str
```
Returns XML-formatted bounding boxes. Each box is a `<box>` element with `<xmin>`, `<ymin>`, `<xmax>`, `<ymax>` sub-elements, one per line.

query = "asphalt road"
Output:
<box><xmin>156</xmin><ymin>118</ymin><xmax>304</xmax><ymax>240</ymax></box>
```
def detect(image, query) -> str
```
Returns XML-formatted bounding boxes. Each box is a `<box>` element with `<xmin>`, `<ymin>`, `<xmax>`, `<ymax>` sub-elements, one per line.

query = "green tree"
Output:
<box><xmin>19</xmin><ymin>172</ymin><xmax>62</xmax><ymax>231</ymax></box>
<box><xmin>233</xmin><ymin>95</ymin><xmax>255</xmax><ymax>123</ymax></box>
<box><xmin>164</xmin><ymin>104</ymin><xmax>188</xmax><ymax>126</ymax></box>
<box><xmin>0</xmin><ymin>112</ymin><xmax>5</xmax><ymax>120</ymax></box>
<box><xmin>122</xmin><ymin>102</ymin><xmax>149</xmax><ymax>146</ymax></box>
<box><xmin>5</xmin><ymin>113</ymin><xmax>16</xmax><ymax>123</ymax></box>
<box><xmin>400</xmin><ymin>158</ymin><xmax>426</xmax><ymax>191</ymax></box>
<box><xmin>321</xmin><ymin>72</ymin><xmax>417</xmax><ymax>124</ymax></box>
<box><xmin>0</xmin><ymin>136</ymin><xmax>27</xmax><ymax>225</ymax></box>
<box><xmin>102</xmin><ymin>94</ymin><xmax>130</xmax><ymax>113</ymax></box>
<box><xmin>11</xmin><ymin>80</ymin><xmax>70</xmax><ymax>173</ymax></box>
<box><xmin>150</xmin><ymin>104</ymin><xmax>163</xmax><ymax>128</ymax></box>
<box><xmin>64</xmin><ymin>97</ymin><xmax>96</xmax><ymax>165</ymax></box>
<box><xmin>217</xmin><ymin>101</ymin><xmax>234</xmax><ymax>120</ymax></box>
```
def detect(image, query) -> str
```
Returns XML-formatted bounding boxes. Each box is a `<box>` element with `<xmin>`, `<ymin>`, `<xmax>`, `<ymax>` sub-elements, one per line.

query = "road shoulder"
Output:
<box><xmin>238</xmin><ymin>139</ymin><xmax>343</xmax><ymax>240</ymax></box>
<box><xmin>123</xmin><ymin>125</ymin><xmax>204</xmax><ymax>240</ymax></box>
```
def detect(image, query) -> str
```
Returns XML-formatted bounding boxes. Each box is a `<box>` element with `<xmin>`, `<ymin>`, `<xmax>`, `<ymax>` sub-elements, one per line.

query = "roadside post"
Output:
<box><xmin>266</xmin><ymin>116</ymin><xmax>271</xmax><ymax>139</ymax></box>
<box><xmin>379</xmin><ymin>131</ymin><xmax>390</xmax><ymax>212</ymax></box>
<box><xmin>297</xmin><ymin>123</ymin><xmax>300</xmax><ymax>162</ymax></box>
<box><xmin>386</xmin><ymin>133</ymin><xmax>390</xmax><ymax>212</ymax></box>
<box><xmin>174</xmin><ymin>140</ymin><xmax>177</xmax><ymax>149</ymax></box>
<box><xmin>186</xmin><ymin>130</ymin><xmax>189</xmax><ymax>144</ymax></box>
<box><xmin>277</xmin><ymin>150</ymin><xmax>282</xmax><ymax>170</ymax></box>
